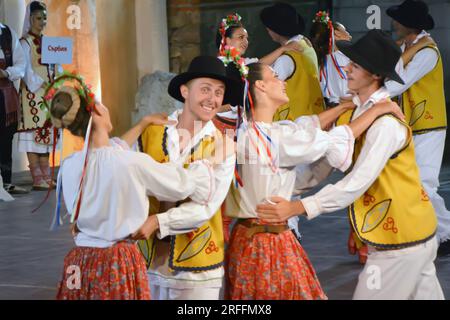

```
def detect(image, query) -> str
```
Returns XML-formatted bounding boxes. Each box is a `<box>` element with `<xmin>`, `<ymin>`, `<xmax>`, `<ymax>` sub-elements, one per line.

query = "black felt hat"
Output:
<box><xmin>260</xmin><ymin>2</ymin><xmax>305</xmax><ymax>37</ymax></box>
<box><xmin>168</xmin><ymin>56</ymin><xmax>241</xmax><ymax>104</ymax></box>
<box><xmin>387</xmin><ymin>0</ymin><xmax>435</xmax><ymax>31</ymax></box>
<box><xmin>336</xmin><ymin>29</ymin><xmax>404</xmax><ymax>84</ymax></box>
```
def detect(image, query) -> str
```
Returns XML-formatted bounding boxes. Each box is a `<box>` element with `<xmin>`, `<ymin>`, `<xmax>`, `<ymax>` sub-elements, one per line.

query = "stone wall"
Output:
<box><xmin>167</xmin><ymin>0</ymin><xmax>201</xmax><ymax>73</ymax></box>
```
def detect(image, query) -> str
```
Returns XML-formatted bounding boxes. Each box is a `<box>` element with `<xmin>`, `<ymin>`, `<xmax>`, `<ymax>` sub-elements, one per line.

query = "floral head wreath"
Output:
<box><xmin>43</xmin><ymin>71</ymin><xmax>96</xmax><ymax>115</ymax></box>
<box><xmin>313</xmin><ymin>11</ymin><xmax>331</xmax><ymax>24</ymax></box>
<box><xmin>219</xmin><ymin>45</ymin><xmax>249</xmax><ymax>79</ymax></box>
<box><xmin>41</xmin><ymin>72</ymin><xmax>97</xmax><ymax>229</ymax></box>
<box><xmin>33</xmin><ymin>72</ymin><xmax>97</xmax><ymax>217</ymax></box>
<box><xmin>219</xmin><ymin>13</ymin><xmax>242</xmax><ymax>55</ymax></box>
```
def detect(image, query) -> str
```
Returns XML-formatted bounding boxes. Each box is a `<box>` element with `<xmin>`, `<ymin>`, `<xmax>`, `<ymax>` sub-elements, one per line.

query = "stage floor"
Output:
<box><xmin>1</xmin><ymin>169</ymin><xmax>449</xmax><ymax>300</ymax></box>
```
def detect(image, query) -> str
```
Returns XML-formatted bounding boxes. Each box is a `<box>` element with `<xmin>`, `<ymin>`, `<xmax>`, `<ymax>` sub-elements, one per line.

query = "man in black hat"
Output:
<box><xmin>257</xmin><ymin>29</ymin><xmax>444</xmax><ymax>300</ymax></box>
<box><xmin>260</xmin><ymin>2</ymin><xmax>324</xmax><ymax>121</ymax></box>
<box><xmin>136</xmin><ymin>56</ymin><xmax>237</xmax><ymax>300</ymax></box>
<box><xmin>385</xmin><ymin>0</ymin><xmax>450</xmax><ymax>256</ymax></box>
<box><xmin>0</xmin><ymin>22</ymin><xmax>28</xmax><ymax>197</ymax></box>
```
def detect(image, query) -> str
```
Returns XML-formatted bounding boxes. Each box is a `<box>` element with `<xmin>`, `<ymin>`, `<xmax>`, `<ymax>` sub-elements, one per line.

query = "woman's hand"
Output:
<box><xmin>256</xmin><ymin>197</ymin><xmax>304</xmax><ymax>223</ymax></box>
<box><xmin>414</xmin><ymin>36</ymin><xmax>436</xmax><ymax>50</ymax></box>
<box><xmin>71</xmin><ymin>223</ymin><xmax>80</xmax><ymax>237</ymax></box>
<box><xmin>338</xmin><ymin>100</ymin><xmax>356</xmax><ymax>112</ymax></box>
<box><xmin>282</xmin><ymin>41</ymin><xmax>303</xmax><ymax>54</ymax></box>
<box><xmin>130</xmin><ymin>215</ymin><xmax>159</xmax><ymax>240</ymax></box>
<box><xmin>373</xmin><ymin>100</ymin><xmax>405</xmax><ymax>121</ymax></box>
<box><xmin>217</xmin><ymin>104</ymin><xmax>232</xmax><ymax>113</ymax></box>
<box><xmin>141</xmin><ymin>112</ymin><xmax>176</xmax><ymax>127</ymax></box>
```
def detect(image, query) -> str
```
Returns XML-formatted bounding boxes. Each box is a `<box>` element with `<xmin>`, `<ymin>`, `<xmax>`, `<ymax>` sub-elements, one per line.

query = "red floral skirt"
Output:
<box><xmin>56</xmin><ymin>241</ymin><xmax>150</xmax><ymax>300</ymax></box>
<box><xmin>226</xmin><ymin>221</ymin><xmax>327</xmax><ymax>300</ymax></box>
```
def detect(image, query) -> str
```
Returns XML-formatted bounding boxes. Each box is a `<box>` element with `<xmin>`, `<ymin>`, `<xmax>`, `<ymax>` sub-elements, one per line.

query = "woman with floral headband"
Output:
<box><xmin>310</xmin><ymin>10</ymin><xmax>437</xmax><ymax>109</ymax></box>
<box><xmin>49</xmin><ymin>73</ymin><xmax>217</xmax><ymax>300</ymax></box>
<box><xmin>18</xmin><ymin>1</ymin><xmax>63</xmax><ymax>191</ymax></box>
<box><xmin>226</xmin><ymin>62</ymin><xmax>405</xmax><ymax>300</ymax></box>
<box><xmin>213</xmin><ymin>13</ymin><xmax>302</xmax><ymax>132</ymax></box>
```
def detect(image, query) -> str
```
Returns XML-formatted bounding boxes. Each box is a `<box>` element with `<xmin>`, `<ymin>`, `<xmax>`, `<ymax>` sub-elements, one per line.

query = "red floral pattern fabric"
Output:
<box><xmin>226</xmin><ymin>222</ymin><xmax>327</xmax><ymax>300</ymax></box>
<box><xmin>56</xmin><ymin>241</ymin><xmax>150</xmax><ymax>300</ymax></box>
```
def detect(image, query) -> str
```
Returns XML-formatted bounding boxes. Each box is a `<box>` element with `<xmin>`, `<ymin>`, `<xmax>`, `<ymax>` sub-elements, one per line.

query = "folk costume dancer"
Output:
<box><xmin>49</xmin><ymin>73</ymin><xmax>216</xmax><ymax>300</ymax></box>
<box><xmin>257</xmin><ymin>30</ymin><xmax>444</xmax><ymax>300</ymax></box>
<box><xmin>137</xmin><ymin>56</ymin><xmax>237</xmax><ymax>300</ymax></box>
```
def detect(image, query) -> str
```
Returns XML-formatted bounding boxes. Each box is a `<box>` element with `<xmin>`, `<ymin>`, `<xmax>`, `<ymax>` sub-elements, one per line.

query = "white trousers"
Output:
<box><xmin>353</xmin><ymin>237</ymin><xmax>444</xmax><ymax>300</ymax></box>
<box><xmin>414</xmin><ymin>131</ymin><xmax>450</xmax><ymax>243</ymax></box>
<box><xmin>150</xmin><ymin>284</ymin><xmax>221</xmax><ymax>300</ymax></box>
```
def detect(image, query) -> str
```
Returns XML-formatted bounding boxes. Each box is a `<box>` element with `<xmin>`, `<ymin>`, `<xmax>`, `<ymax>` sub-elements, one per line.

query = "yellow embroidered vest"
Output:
<box><xmin>137</xmin><ymin>124</ymin><xmax>224</xmax><ymax>272</ymax></box>
<box><xmin>336</xmin><ymin>110</ymin><xmax>437</xmax><ymax>249</ymax></box>
<box><xmin>273</xmin><ymin>39</ymin><xmax>325</xmax><ymax>121</ymax></box>
<box><xmin>401</xmin><ymin>45</ymin><xmax>446</xmax><ymax>135</ymax></box>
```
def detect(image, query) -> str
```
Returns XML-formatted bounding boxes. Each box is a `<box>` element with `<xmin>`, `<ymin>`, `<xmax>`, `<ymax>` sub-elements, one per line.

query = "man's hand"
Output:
<box><xmin>131</xmin><ymin>215</ymin><xmax>160</xmax><ymax>240</ymax></box>
<box><xmin>256</xmin><ymin>197</ymin><xmax>304</xmax><ymax>223</ymax></box>
<box><xmin>0</xmin><ymin>69</ymin><xmax>9</xmax><ymax>79</ymax></box>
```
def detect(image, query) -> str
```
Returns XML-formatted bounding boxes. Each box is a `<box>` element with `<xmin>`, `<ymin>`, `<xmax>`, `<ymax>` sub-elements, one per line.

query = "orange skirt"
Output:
<box><xmin>226</xmin><ymin>222</ymin><xmax>327</xmax><ymax>300</ymax></box>
<box><xmin>56</xmin><ymin>241</ymin><xmax>150</xmax><ymax>300</ymax></box>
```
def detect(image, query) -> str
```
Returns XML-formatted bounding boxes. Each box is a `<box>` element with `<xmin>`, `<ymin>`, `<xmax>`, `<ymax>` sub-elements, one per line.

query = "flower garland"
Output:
<box><xmin>43</xmin><ymin>71</ymin><xmax>96</xmax><ymax>114</ymax></box>
<box><xmin>34</xmin><ymin>71</ymin><xmax>97</xmax><ymax>217</ymax></box>
<box><xmin>219</xmin><ymin>45</ymin><xmax>249</xmax><ymax>79</ymax></box>
<box><xmin>313</xmin><ymin>11</ymin><xmax>330</xmax><ymax>24</ymax></box>
<box><xmin>218</xmin><ymin>13</ymin><xmax>242</xmax><ymax>55</ymax></box>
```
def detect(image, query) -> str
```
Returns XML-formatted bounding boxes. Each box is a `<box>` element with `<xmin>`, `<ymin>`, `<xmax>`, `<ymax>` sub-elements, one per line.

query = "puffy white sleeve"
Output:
<box><xmin>275</xmin><ymin>120</ymin><xmax>354</xmax><ymax>171</ymax></box>
<box><xmin>301</xmin><ymin>117</ymin><xmax>408</xmax><ymax>220</ymax></box>
<box><xmin>155</xmin><ymin>153</ymin><xmax>236</xmax><ymax>238</ymax></box>
<box><xmin>135</xmin><ymin>153</ymin><xmax>215</xmax><ymax>205</ymax></box>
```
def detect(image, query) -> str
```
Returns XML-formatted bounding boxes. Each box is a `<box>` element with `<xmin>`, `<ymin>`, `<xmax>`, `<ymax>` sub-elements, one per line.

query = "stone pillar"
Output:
<box><xmin>135</xmin><ymin>0</ymin><xmax>170</xmax><ymax>80</ymax></box>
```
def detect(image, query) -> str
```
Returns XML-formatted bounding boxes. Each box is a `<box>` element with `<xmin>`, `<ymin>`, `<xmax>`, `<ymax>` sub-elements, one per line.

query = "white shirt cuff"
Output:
<box><xmin>301</xmin><ymin>196</ymin><xmax>322</xmax><ymax>220</ymax></box>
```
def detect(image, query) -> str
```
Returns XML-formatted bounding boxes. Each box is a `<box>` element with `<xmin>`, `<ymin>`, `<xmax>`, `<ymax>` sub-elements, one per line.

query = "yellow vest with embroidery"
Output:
<box><xmin>273</xmin><ymin>39</ymin><xmax>325</xmax><ymax>121</ymax></box>
<box><xmin>401</xmin><ymin>45</ymin><xmax>446</xmax><ymax>135</ymax></box>
<box><xmin>336</xmin><ymin>110</ymin><xmax>437</xmax><ymax>249</ymax></box>
<box><xmin>137</xmin><ymin>124</ymin><xmax>224</xmax><ymax>272</ymax></box>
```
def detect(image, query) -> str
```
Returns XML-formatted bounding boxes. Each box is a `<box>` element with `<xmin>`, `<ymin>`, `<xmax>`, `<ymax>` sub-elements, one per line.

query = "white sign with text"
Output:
<box><xmin>41</xmin><ymin>37</ymin><xmax>73</xmax><ymax>65</ymax></box>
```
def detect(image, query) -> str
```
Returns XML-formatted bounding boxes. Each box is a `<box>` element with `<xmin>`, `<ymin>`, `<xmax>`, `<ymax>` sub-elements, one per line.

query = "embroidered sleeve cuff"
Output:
<box><xmin>301</xmin><ymin>196</ymin><xmax>323</xmax><ymax>220</ymax></box>
<box><xmin>155</xmin><ymin>213</ymin><xmax>170</xmax><ymax>239</ymax></box>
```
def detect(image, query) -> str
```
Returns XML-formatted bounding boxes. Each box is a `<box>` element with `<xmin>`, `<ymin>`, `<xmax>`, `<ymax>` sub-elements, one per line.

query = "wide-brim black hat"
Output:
<box><xmin>337</xmin><ymin>30</ymin><xmax>405</xmax><ymax>84</ymax></box>
<box><xmin>168</xmin><ymin>56</ymin><xmax>241</xmax><ymax>104</ymax></box>
<box><xmin>260</xmin><ymin>2</ymin><xmax>305</xmax><ymax>37</ymax></box>
<box><xmin>387</xmin><ymin>0</ymin><xmax>434</xmax><ymax>30</ymax></box>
